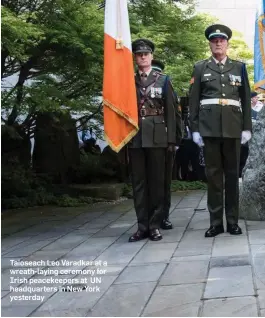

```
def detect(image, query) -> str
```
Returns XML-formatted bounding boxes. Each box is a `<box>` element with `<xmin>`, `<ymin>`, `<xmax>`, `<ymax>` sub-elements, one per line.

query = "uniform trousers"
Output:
<box><xmin>163</xmin><ymin>149</ymin><xmax>175</xmax><ymax>219</ymax></box>
<box><xmin>239</xmin><ymin>143</ymin><xmax>249</xmax><ymax>178</ymax></box>
<box><xmin>203</xmin><ymin>138</ymin><xmax>241</xmax><ymax>226</ymax></box>
<box><xmin>129</xmin><ymin>148</ymin><xmax>166</xmax><ymax>231</ymax></box>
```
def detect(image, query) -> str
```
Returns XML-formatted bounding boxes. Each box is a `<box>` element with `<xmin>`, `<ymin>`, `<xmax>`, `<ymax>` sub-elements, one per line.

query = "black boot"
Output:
<box><xmin>149</xmin><ymin>229</ymin><xmax>162</xmax><ymax>241</ymax></box>
<box><xmin>205</xmin><ymin>225</ymin><xmax>224</xmax><ymax>237</ymax></box>
<box><xmin>227</xmin><ymin>223</ymin><xmax>242</xmax><ymax>235</ymax></box>
<box><xmin>128</xmin><ymin>230</ymin><xmax>148</xmax><ymax>242</ymax></box>
<box><xmin>161</xmin><ymin>218</ymin><xmax>173</xmax><ymax>230</ymax></box>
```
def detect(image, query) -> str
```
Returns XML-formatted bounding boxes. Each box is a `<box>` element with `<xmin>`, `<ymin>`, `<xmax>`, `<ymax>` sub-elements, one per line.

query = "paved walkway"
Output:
<box><xmin>1</xmin><ymin>190</ymin><xmax>265</xmax><ymax>317</ymax></box>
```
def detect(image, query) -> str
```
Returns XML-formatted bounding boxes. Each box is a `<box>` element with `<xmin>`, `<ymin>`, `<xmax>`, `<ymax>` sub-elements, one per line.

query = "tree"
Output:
<box><xmin>128</xmin><ymin>0</ymin><xmax>214</xmax><ymax>94</ymax></box>
<box><xmin>128</xmin><ymin>1</ymin><xmax>253</xmax><ymax>94</ymax></box>
<box><xmin>1</xmin><ymin>0</ymin><xmax>104</xmax><ymax>131</ymax></box>
<box><xmin>2</xmin><ymin>0</ymin><xmax>254</xmax><ymax>130</ymax></box>
<box><xmin>1</xmin><ymin>0</ymin><xmax>105</xmax><ymax>181</ymax></box>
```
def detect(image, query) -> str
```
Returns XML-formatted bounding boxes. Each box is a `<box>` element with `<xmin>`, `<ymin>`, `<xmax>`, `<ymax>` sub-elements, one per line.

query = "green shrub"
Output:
<box><xmin>122</xmin><ymin>184</ymin><xmax>132</xmax><ymax>197</ymax></box>
<box><xmin>1</xmin><ymin>162</ymin><xmax>95</xmax><ymax>210</ymax></box>
<box><xmin>2</xmin><ymin>197</ymin><xmax>30</xmax><ymax>209</ymax></box>
<box><xmin>171</xmin><ymin>180</ymin><xmax>207</xmax><ymax>191</ymax></box>
<box><xmin>55</xmin><ymin>194</ymin><xmax>93</xmax><ymax>207</ymax></box>
<box><xmin>121</xmin><ymin>180</ymin><xmax>207</xmax><ymax>199</ymax></box>
<box><xmin>2</xmin><ymin>162</ymin><xmax>34</xmax><ymax>198</ymax></box>
<box><xmin>72</xmin><ymin>150</ymin><xmax>117</xmax><ymax>183</ymax></box>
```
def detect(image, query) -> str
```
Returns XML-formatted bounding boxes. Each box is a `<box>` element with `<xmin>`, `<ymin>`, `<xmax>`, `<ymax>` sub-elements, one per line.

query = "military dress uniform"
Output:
<box><xmin>151</xmin><ymin>59</ymin><xmax>182</xmax><ymax>230</ymax></box>
<box><xmin>189</xmin><ymin>24</ymin><xmax>252</xmax><ymax>237</ymax></box>
<box><xmin>128</xmin><ymin>39</ymin><xmax>182</xmax><ymax>242</ymax></box>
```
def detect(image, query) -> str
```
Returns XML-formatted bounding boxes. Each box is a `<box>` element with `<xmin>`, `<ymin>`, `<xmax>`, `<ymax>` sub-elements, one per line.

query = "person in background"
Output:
<box><xmin>251</xmin><ymin>91</ymin><xmax>263</xmax><ymax>121</ymax></box>
<box><xmin>151</xmin><ymin>59</ymin><xmax>182</xmax><ymax>230</ymax></box>
<box><xmin>77</xmin><ymin>118</ymin><xmax>90</xmax><ymax>149</ymax></box>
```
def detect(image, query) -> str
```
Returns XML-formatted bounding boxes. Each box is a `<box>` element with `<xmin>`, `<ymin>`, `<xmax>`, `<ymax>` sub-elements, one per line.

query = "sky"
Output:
<box><xmin>195</xmin><ymin>0</ymin><xmax>258</xmax><ymax>50</ymax></box>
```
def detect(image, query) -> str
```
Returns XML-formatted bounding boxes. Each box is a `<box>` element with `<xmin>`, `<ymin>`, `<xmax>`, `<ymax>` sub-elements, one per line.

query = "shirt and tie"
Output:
<box><xmin>212</xmin><ymin>56</ymin><xmax>227</xmax><ymax>71</ymax></box>
<box><xmin>139</xmin><ymin>68</ymin><xmax>152</xmax><ymax>83</ymax></box>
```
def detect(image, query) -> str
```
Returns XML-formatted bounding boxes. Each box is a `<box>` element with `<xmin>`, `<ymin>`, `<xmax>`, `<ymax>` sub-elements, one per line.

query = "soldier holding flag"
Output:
<box><xmin>128</xmin><ymin>39</ymin><xmax>182</xmax><ymax>242</ymax></box>
<box><xmin>102</xmin><ymin>2</ymin><xmax>182</xmax><ymax>242</ymax></box>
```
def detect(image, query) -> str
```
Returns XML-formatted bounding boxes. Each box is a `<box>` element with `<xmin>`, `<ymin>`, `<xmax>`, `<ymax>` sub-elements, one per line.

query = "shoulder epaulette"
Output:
<box><xmin>153</xmin><ymin>71</ymin><xmax>164</xmax><ymax>76</ymax></box>
<box><xmin>195</xmin><ymin>59</ymin><xmax>208</xmax><ymax>66</ymax></box>
<box><xmin>229</xmin><ymin>58</ymin><xmax>245</xmax><ymax>65</ymax></box>
<box><xmin>233</xmin><ymin>59</ymin><xmax>243</xmax><ymax>63</ymax></box>
<box><xmin>159</xmin><ymin>72</ymin><xmax>167</xmax><ymax>78</ymax></box>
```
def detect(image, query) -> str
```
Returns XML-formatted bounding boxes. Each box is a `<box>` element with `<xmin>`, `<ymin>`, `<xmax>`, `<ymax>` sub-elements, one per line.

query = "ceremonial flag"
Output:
<box><xmin>103</xmin><ymin>0</ymin><xmax>138</xmax><ymax>152</ymax></box>
<box><xmin>254</xmin><ymin>0</ymin><xmax>265</xmax><ymax>92</ymax></box>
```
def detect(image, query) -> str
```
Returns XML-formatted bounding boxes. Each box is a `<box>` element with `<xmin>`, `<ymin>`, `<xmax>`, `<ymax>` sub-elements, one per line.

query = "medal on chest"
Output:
<box><xmin>151</xmin><ymin>87</ymin><xmax>162</xmax><ymax>98</ymax></box>
<box><xmin>151</xmin><ymin>87</ymin><xmax>155</xmax><ymax>98</ymax></box>
<box><xmin>229</xmin><ymin>74</ymin><xmax>242</xmax><ymax>86</ymax></box>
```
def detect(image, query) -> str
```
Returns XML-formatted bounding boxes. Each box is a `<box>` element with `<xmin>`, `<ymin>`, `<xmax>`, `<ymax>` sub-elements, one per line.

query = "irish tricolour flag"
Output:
<box><xmin>103</xmin><ymin>0</ymin><xmax>138</xmax><ymax>152</ymax></box>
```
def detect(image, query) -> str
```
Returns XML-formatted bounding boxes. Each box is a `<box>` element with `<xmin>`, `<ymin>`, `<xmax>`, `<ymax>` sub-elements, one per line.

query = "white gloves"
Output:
<box><xmin>192</xmin><ymin>132</ymin><xmax>204</xmax><ymax>147</ymax></box>
<box><xmin>192</xmin><ymin>131</ymin><xmax>251</xmax><ymax>146</ymax></box>
<box><xmin>241</xmin><ymin>130</ymin><xmax>251</xmax><ymax>144</ymax></box>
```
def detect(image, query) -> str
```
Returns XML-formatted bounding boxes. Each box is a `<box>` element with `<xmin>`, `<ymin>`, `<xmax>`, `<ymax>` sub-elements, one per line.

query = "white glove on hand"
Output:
<box><xmin>192</xmin><ymin>132</ymin><xmax>204</xmax><ymax>147</ymax></box>
<box><xmin>241</xmin><ymin>130</ymin><xmax>251</xmax><ymax>144</ymax></box>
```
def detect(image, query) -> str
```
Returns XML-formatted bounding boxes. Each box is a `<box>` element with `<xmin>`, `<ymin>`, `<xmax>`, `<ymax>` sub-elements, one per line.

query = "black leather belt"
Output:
<box><xmin>139</xmin><ymin>107</ymin><xmax>164</xmax><ymax>117</ymax></box>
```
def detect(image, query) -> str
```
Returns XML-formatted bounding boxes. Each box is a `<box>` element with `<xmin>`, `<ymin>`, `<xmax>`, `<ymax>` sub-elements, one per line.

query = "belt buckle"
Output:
<box><xmin>219</xmin><ymin>99</ymin><xmax>228</xmax><ymax>105</ymax></box>
<box><xmin>140</xmin><ymin>108</ymin><xmax>146</xmax><ymax>117</ymax></box>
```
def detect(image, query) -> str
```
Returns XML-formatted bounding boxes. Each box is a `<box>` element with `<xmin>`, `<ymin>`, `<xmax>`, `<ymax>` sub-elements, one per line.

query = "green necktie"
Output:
<box><xmin>218</xmin><ymin>62</ymin><xmax>224</xmax><ymax>71</ymax></box>
<box><xmin>141</xmin><ymin>72</ymin><xmax>147</xmax><ymax>83</ymax></box>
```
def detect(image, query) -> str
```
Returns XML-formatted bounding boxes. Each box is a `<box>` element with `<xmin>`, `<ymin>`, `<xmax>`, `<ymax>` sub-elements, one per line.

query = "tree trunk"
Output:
<box><xmin>7</xmin><ymin>57</ymin><xmax>35</xmax><ymax>125</ymax></box>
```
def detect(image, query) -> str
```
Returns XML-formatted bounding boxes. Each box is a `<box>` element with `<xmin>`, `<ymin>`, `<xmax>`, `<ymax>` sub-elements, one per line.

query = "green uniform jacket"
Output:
<box><xmin>189</xmin><ymin>56</ymin><xmax>252</xmax><ymax>138</ymax></box>
<box><xmin>129</xmin><ymin>69</ymin><xmax>182</xmax><ymax>148</ymax></box>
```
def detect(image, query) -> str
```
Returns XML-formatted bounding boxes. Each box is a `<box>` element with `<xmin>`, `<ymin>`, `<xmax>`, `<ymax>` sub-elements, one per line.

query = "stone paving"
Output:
<box><xmin>1</xmin><ymin>190</ymin><xmax>265</xmax><ymax>317</ymax></box>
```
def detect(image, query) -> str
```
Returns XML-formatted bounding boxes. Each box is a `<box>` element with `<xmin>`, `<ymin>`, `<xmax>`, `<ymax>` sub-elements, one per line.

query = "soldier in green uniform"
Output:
<box><xmin>189</xmin><ymin>24</ymin><xmax>252</xmax><ymax>237</ymax></box>
<box><xmin>151</xmin><ymin>59</ymin><xmax>165</xmax><ymax>73</ymax></box>
<box><xmin>151</xmin><ymin>59</ymin><xmax>181</xmax><ymax>230</ymax></box>
<box><xmin>128</xmin><ymin>39</ymin><xmax>182</xmax><ymax>242</ymax></box>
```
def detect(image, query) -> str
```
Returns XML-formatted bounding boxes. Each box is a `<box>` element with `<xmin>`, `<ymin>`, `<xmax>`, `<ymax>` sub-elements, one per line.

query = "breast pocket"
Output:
<box><xmin>201</xmin><ymin>76</ymin><xmax>217</xmax><ymax>84</ymax></box>
<box><xmin>201</xmin><ymin>76</ymin><xmax>218</xmax><ymax>93</ymax></box>
<box><xmin>153</xmin><ymin>116</ymin><xmax>167</xmax><ymax>144</ymax></box>
<box><xmin>231</xmin><ymin>82</ymin><xmax>242</xmax><ymax>95</ymax></box>
<box><xmin>228</xmin><ymin>75</ymin><xmax>242</xmax><ymax>94</ymax></box>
